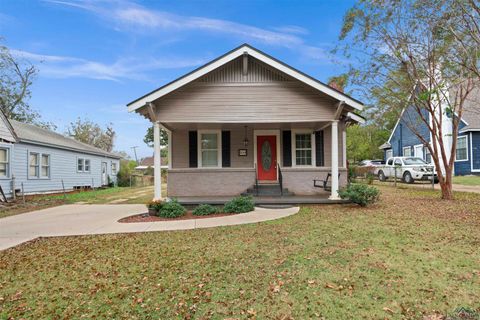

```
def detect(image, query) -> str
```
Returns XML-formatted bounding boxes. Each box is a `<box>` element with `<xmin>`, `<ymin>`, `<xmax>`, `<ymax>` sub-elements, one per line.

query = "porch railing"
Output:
<box><xmin>254</xmin><ymin>163</ymin><xmax>259</xmax><ymax>196</ymax></box>
<box><xmin>278</xmin><ymin>164</ymin><xmax>283</xmax><ymax>196</ymax></box>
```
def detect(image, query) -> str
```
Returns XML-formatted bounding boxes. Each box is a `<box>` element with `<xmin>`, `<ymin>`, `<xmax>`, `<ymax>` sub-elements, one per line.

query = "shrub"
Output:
<box><xmin>193</xmin><ymin>204</ymin><xmax>219</xmax><ymax>216</ymax></box>
<box><xmin>348</xmin><ymin>165</ymin><xmax>358</xmax><ymax>180</ymax></box>
<box><xmin>339</xmin><ymin>184</ymin><xmax>380</xmax><ymax>207</ymax></box>
<box><xmin>116</xmin><ymin>159</ymin><xmax>137</xmax><ymax>187</ymax></box>
<box><xmin>365</xmin><ymin>173</ymin><xmax>375</xmax><ymax>185</ymax></box>
<box><xmin>147</xmin><ymin>199</ymin><xmax>164</xmax><ymax>212</ymax></box>
<box><xmin>158</xmin><ymin>199</ymin><xmax>186</xmax><ymax>218</ymax></box>
<box><xmin>223</xmin><ymin>196</ymin><xmax>254</xmax><ymax>213</ymax></box>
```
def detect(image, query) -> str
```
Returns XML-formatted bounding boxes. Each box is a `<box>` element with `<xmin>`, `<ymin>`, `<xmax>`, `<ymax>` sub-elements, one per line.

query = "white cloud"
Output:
<box><xmin>45</xmin><ymin>0</ymin><xmax>332</xmax><ymax>57</ymax></box>
<box><xmin>272</xmin><ymin>25</ymin><xmax>309</xmax><ymax>35</ymax></box>
<box><xmin>11</xmin><ymin>49</ymin><xmax>206</xmax><ymax>81</ymax></box>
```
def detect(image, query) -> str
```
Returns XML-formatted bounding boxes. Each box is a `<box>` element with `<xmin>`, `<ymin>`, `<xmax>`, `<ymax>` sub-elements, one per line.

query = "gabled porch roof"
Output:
<box><xmin>127</xmin><ymin>43</ymin><xmax>365</xmax><ymax>113</ymax></box>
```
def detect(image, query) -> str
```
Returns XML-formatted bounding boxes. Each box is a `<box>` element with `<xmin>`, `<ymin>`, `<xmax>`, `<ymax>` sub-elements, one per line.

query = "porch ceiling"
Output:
<box><xmin>161</xmin><ymin>121</ymin><xmax>331</xmax><ymax>131</ymax></box>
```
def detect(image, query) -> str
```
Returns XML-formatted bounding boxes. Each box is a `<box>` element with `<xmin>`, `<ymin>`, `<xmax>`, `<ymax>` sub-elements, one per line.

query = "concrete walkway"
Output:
<box><xmin>0</xmin><ymin>204</ymin><xmax>299</xmax><ymax>251</ymax></box>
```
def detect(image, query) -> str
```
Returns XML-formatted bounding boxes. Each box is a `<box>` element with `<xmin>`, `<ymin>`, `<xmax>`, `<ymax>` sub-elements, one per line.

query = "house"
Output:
<box><xmin>127</xmin><ymin>44</ymin><xmax>365</xmax><ymax>201</ymax></box>
<box><xmin>0</xmin><ymin>112</ymin><xmax>121</xmax><ymax>198</ymax></box>
<box><xmin>379</xmin><ymin>87</ymin><xmax>480</xmax><ymax>175</ymax></box>
<box><xmin>135</xmin><ymin>156</ymin><xmax>154</xmax><ymax>171</ymax></box>
<box><xmin>135</xmin><ymin>156</ymin><xmax>168</xmax><ymax>171</ymax></box>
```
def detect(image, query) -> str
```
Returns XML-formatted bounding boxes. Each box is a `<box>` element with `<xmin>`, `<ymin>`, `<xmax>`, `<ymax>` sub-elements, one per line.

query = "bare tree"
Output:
<box><xmin>338</xmin><ymin>0</ymin><xmax>480</xmax><ymax>199</ymax></box>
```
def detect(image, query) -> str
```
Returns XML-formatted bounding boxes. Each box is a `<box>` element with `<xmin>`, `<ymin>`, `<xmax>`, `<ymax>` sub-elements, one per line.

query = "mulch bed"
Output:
<box><xmin>118</xmin><ymin>211</ymin><xmax>237</xmax><ymax>223</ymax></box>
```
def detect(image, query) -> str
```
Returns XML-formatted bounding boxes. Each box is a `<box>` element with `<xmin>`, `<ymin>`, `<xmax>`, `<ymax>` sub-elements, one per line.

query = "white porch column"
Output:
<box><xmin>153</xmin><ymin>121</ymin><xmax>162</xmax><ymax>200</ymax></box>
<box><xmin>329</xmin><ymin>120</ymin><xmax>340</xmax><ymax>200</ymax></box>
<box><xmin>342</xmin><ymin>126</ymin><xmax>347</xmax><ymax>168</ymax></box>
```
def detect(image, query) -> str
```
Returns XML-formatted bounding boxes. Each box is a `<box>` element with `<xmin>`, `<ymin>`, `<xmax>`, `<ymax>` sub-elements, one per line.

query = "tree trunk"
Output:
<box><xmin>439</xmin><ymin>181</ymin><xmax>453</xmax><ymax>200</ymax></box>
<box><xmin>439</xmin><ymin>167</ymin><xmax>454</xmax><ymax>200</ymax></box>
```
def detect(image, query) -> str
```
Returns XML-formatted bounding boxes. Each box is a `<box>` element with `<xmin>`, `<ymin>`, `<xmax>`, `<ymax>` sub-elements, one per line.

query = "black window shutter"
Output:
<box><xmin>188</xmin><ymin>131</ymin><xmax>198</xmax><ymax>168</ymax></box>
<box><xmin>282</xmin><ymin>130</ymin><xmax>292</xmax><ymax>167</ymax></box>
<box><xmin>222</xmin><ymin>131</ymin><xmax>231</xmax><ymax>167</ymax></box>
<box><xmin>315</xmin><ymin>130</ymin><xmax>324</xmax><ymax>166</ymax></box>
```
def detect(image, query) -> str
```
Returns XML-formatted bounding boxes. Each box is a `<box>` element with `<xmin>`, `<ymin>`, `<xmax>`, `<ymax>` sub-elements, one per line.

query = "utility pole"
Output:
<box><xmin>131</xmin><ymin>146</ymin><xmax>139</xmax><ymax>164</ymax></box>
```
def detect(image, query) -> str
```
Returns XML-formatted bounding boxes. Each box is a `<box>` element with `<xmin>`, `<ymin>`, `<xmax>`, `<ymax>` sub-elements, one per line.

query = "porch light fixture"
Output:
<box><xmin>243</xmin><ymin>125</ymin><xmax>249</xmax><ymax>147</ymax></box>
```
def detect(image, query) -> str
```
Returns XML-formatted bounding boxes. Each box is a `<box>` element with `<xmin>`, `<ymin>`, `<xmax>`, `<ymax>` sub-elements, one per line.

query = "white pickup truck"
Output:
<box><xmin>375</xmin><ymin>156</ymin><xmax>437</xmax><ymax>184</ymax></box>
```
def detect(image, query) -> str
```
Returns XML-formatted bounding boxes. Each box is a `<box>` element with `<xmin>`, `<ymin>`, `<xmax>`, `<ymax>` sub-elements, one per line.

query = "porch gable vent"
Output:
<box><xmin>188</xmin><ymin>131</ymin><xmax>198</xmax><ymax>168</ymax></box>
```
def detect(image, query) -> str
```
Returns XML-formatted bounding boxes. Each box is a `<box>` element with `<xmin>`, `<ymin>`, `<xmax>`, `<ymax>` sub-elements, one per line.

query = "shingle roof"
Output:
<box><xmin>139</xmin><ymin>156</ymin><xmax>154</xmax><ymax>166</ymax></box>
<box><xmin>460</xmin><ymin>87</ymin><xmax>480</xmax><ymax>132</ymax></box>
<box><xmin>10</xmin><ymin>120</ymin><xmax>121</xmax><ymax>158</ymax></box>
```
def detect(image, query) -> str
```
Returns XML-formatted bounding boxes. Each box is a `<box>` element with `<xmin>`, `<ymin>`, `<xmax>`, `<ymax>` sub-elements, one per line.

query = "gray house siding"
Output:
<box><xmin>167</xmin><ymin>122</ymin><xmax>346</xmax><ymax>197</ymax></box>
<box><xmin>152</xmin><ymin>56</ymin><xmax>338</xmax><ymax>124</ymax></box>
<box><xmin>0</xmin><ymin>141</ymin><xmax>119</xmax><ymax>197</ymax></box>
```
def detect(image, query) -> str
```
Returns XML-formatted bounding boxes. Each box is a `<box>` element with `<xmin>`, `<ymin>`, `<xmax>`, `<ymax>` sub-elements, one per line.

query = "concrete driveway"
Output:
<box><xmin>0</xmin><ymin>204</ymin><xmax>299</xmax><ymax>251</ymax></box>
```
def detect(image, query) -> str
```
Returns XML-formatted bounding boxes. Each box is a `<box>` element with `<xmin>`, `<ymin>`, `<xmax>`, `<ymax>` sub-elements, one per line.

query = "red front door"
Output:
<box><xmin>257</xmin><ymin>135</ymin><xmax>277</xmax><ymax>181</ymax></box>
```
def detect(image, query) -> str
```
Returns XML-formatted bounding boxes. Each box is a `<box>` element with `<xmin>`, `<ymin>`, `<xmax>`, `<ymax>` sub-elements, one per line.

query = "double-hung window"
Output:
<box><xmin>456</xmin><ymin>136</ymin><xmax>468</xmax><ymax>161</ymax></box>
<box><xmin>111</xmin><ymin>162</ymin><xmax>117</xmax><ymax>175</ymax></box>
<box><xmin>0</xmin><ymin>148</ymin><xmax>10</xmax><ymax>178</ymax></box>
<box><xmin>425</xmin><ymin>147</ymin><xmax>432</xmax><ymax>164</ymax></box>
<box><xmin>41</xmin><ymin>154</ymin><xmax>50</xmax><ymax>178</ymax></box>
<box><xmin>294</xmin><ymin>132</ymin><xmax>313</xmax><ymax>166</ymax></box>
<box><xmin>29</xmin><ymin>153</ymin><xmax>39</xmax><ymax>178</ymax></box>
<box><xmin>29</xmin><ymin>152</ymin><xmax>50</xmax><ymax>178</ymax></box>
<box><xmin>403</xmin><ymin>146</ymin><xmax>412</xmax><ymax>157</ymax></box>
<box><xmin>414</xmin><ymin>145</ymin><xmax>424</xmax><ymax>159</ymax></box>
<box><xmin>77</xmin><ymin>158</ymin><xmax>91</xmax><ymax>173</ymax></box>
<box><xmin>385</xmin><ymin>149</ymin><xmax>393</xmax><ymax>160</ymax></box>
<box><xmin>199</xmin><ymin>131</ymin><xmax>220</xmax><ymax>167</ymax></box>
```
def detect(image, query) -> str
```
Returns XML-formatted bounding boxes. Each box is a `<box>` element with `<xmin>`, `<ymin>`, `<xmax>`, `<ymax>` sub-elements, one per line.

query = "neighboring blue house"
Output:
<box><xmin>380</xmin><ymin>89</ymin><xmax>480</xmax><ymax>176</ymax></box>
<box><xmin>0</xmin><ymin>112</ymin><xmax>121</xmax><ymax>198</ymax></box>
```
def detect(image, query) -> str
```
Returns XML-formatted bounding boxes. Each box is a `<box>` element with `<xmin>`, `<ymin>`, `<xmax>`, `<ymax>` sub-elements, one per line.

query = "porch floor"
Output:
<box><xmin>176</xmin><ymin>194</ymin><xmax>349</xmax><ymax>205</ymax></box>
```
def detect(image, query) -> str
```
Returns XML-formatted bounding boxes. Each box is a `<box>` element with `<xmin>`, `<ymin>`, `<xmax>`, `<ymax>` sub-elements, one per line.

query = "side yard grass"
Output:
<box><xmin>1</xmin><ymin>186</ymin><xmax>479</xmax><ymax>319</ymax></box>
<box><xmin>0</xmin><ymin>186</ymin><xmax>154</xmax><ymax>219</ymax></box>
<box><xmin>453</xmin><ymin>175</ymin><xmax>480</xmax><ymax>186</ymax></box>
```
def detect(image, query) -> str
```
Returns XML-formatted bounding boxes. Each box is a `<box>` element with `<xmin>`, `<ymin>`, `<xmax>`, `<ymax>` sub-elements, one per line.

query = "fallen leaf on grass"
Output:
<box><xmin>324</xmin><ymin>283</ymin><xmax>336</xmax><ymax>289</ymax></box>
<box><xmin>383</xmin><ymin>307</ymin><xmax>394</xmax><ymax>314</ymax></box>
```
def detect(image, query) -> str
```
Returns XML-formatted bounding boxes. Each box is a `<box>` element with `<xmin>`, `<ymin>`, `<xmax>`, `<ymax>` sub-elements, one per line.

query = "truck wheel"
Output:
<box><xmin>403</xmin><ymin>171</ymin><xmax>414</xmax><ymax>184</ymax></box>
<box><xmin>378</xmin><ymin>170</ymin><xmax>386</xmax><ymax>182</ymax></box>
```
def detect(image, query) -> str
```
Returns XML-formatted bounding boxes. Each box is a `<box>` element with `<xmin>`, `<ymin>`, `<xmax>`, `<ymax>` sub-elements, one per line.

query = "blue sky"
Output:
<box><xmin>0</xmin><ymin>0</ymin><xmax>355</xmax><ymax>159</ymax></box>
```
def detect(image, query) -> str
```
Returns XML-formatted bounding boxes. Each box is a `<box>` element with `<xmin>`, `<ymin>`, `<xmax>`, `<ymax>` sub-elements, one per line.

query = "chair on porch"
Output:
<box><xmin>313</xmin><ymin>173</ymin><xmax>340</xmax><ymax>192</ymax></box>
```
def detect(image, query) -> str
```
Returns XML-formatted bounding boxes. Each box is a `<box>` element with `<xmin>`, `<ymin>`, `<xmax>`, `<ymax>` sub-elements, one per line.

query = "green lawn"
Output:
<box><xmin>1</xmin><ymin>186</ymin><xmax>479</xmax><ymax>319</ymax></box>
<box><xmin>453</xmin><ymin>175</ymin><xmax>480</xmax><ymax>186</ymax></box>
<box><xmin>0</xmin><ymin>186</ymin><xmax>154</xmax><ymax>219</ymax></box>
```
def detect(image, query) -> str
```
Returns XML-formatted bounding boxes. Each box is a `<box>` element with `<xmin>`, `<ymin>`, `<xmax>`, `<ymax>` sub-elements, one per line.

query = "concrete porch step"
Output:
<box><xmin>241</xmin><ymin>184</ymin><xmax>294</xmax><ymax>197</ymax></box>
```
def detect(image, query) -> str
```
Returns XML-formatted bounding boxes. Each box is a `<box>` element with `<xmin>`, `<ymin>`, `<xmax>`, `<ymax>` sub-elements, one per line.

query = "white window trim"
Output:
<box><xmin>28</xmin><ymin>151</ymin><xmax>51</xmax><ymax>180</ymax></box>
<box><xmin>111</xmin><ymin>161</ymin><xmax>117</xmax><ymax>175</ymax></box>
<box><xmin>414</xmin><ymin>144</ymin><xmax>424</xmax><ymax>160</ymax></box>
<box><xmin>77</xmin><ymin>157</ymin><xmax>91</xmax><ymax>173</ymax></box>
<box><xmin>424</xmin><ymin>146</ymin><xmax>433</xmax><ymax>164</ymax></box>
<box><xmin>455</xmin><ymin>135</ymin><xmax>469</xmax><ymax>162</ymax></box>
<box><xmin>385</xmin><ymin>149</ymin><xmax>393</xmax><ymax>160</ymax></box>
<box><xmin>402</xmin><ymin>146</ymin><xmax>412</xmax><ymax>157</ymax></box>
<box><xmin>0</xmin><ymin>145</ymin><xmax>11</xmax><ymax>179</ymax></box>
<box><xmin>40</xmin><ymin>154</ymin><xmax>51</xmax><ymax>179</ymax></box>
<box><xmin>85</xmin><ymin>159</ymin><xmax>91</xmax><ymax>173</ymax></box>
<box><xmin>470</xmin><ymin>132</ymin><xmax>480</xmax><ymax>172</ymax></box>
<box><xmin>291</xmin><ymin>129</ymin><xmax>316</xmax><ymax>167</ymax></box>
<box><xmin>197</xmin><ymin>130</ymin><xmax>222</xmax><ymax>168</ymax></box>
